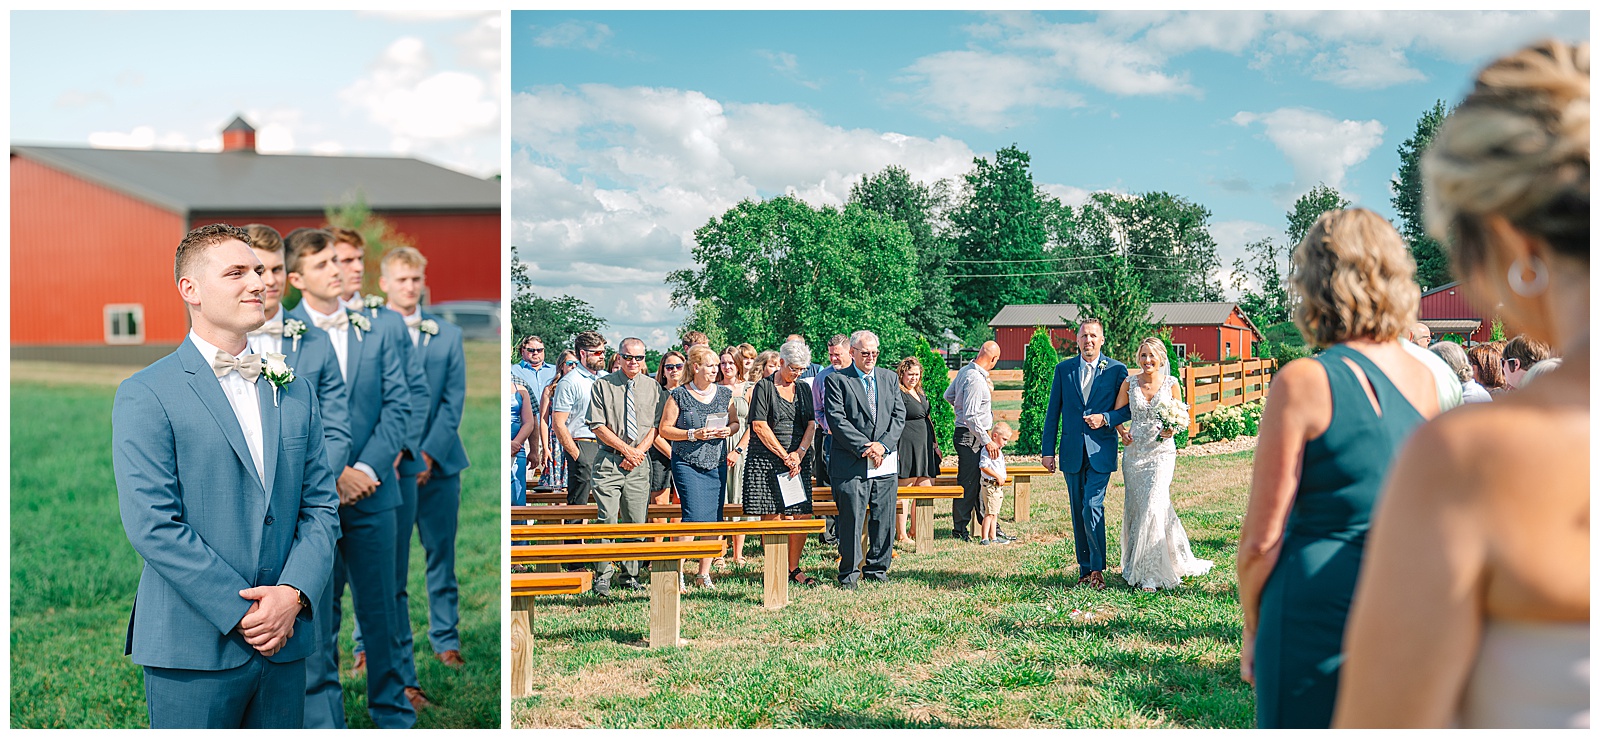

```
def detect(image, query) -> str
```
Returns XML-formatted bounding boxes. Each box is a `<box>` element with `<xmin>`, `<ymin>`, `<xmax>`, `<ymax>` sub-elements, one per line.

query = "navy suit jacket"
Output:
<box><xmin>396</xmin><ymin>311</ymin><xmax>469</xmax><ymax>478</ymax></box>
<box><xmin>1041</xmin><ymin>354</ymin><xmax>1133</xmax><ymax>474</ymax></box>
<box><xmin>114</xmin><ymin>338</ymin><xmax>339</xmax><ymax>670</ymax></box>
<box><xmin>277</xmin><ymin>321</ymin><xmax>352</xmax><ymax>472</ymax></box>
<box><xmin>823</xmin><ymin>365</ymin><xmax>906</xmax><ymax>481</ymax></box>
<box><xmin>287</xmin><ymin>303</ymin><xmax>413</xmax><ymax>514</ymax></box>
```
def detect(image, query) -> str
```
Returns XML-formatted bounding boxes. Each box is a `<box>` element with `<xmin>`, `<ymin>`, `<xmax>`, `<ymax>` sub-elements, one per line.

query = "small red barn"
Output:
<box><xmin>988</xmin><ymin>302</ymin><xmax>1263</xmax><ymax>367</ymax></box>
<box><xmin>11</xmin><ymin>115</ymin><xmax>500</xmax><ymax>362</ymax></box>
<box><xmin>1417</xmin><ymin>281</ymin><xmax>1492</xmax><ymax>344</ymax></box>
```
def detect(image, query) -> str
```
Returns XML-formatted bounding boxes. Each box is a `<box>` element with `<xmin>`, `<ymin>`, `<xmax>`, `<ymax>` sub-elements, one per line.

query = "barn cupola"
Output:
<box><xmin>221</xmin><ymin>115</ymin><xmax>257</xmax><ymax>153</ymax></box>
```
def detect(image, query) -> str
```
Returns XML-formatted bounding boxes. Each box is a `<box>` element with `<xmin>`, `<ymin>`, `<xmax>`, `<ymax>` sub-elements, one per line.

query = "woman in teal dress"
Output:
<box><xmin>1237</xmin><ymin>208</ymin><xmax>1444</xmax><ymax>728</ymax></box>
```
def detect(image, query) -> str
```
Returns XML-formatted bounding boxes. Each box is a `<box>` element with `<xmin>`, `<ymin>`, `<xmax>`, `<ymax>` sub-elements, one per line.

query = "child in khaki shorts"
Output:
<box><xmin>978</xmin><ymin>422</ymin><xmax>1014</xmax><ymax>545</ymax></box>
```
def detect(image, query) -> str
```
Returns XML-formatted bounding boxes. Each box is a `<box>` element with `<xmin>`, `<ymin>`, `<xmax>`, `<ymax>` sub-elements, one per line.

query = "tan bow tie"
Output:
<box><xmin>212</xmin><ymin>350</ymin><xmax>262</xmax><ymax>381</ymax></box>
<box><xmin>313</xmin><ymin>312</ymin><xmax>349</xmax><ymax>332</ymax></box>
<box><xmin>403</xmin><ymin>314</ymin><xmax>422</xmax><ymax>328</ymax></box>
<box><xmin>249</xmin><ymin>322</ymin><xmax>283</xmax><ymax>337</ymax></box>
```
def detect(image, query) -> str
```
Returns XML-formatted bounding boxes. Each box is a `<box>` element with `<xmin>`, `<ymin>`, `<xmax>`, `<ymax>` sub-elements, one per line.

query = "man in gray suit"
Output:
<box><xmin>587</xmin><ymin>337</ymin><xmax>664</xmax><ymax>594</ymax></box>
<box><xmin>113</xmin><ymin>223</ymin><xmax>339</xmax><ymax>728</ymax></box>
<box><xmin>284</xmin><ymin>228</ymin><xmax>416</xmax><ymax>728</ymax></box>
<box><xmin>823</xmin><ymin>330</ymin><xmax>906</xmax><ymax>590</ymax></box>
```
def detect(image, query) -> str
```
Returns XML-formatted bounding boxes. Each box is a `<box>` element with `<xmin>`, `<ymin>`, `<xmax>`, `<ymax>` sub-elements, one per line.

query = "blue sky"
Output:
<box><xmin>519</xmin><ymin>10</ymin><xmax>1588</xmax><ymax>350</ymax></box>
<box><xmin>12</xmin><ymin>10</ymin><xmax>501</xmax><ymax>177</ymax></box>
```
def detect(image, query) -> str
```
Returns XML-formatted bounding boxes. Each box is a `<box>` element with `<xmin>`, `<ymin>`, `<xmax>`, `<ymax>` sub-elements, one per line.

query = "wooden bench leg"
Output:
<box><xmin>649</xmin><ymin>559</ymin><xmax>681</xmax><ymax>648</ymax></box>
<box><xmin>915</xmin><ymin>499</ymin><xmax>934</xmax><ymax>554</ymax></box>
<box><xmin>511</xmin><ymin>595</ymin><xmax>533</xmax><ymax>698</ymax></box>
<box><xmin>762</xmin><ymin>534</ymin><xmax>789</xmax><ymax>609</ymax></box>
<box><xmin>1013</xmin><ymin>474</ymin><xmax>1031</xmax><ymax>524</ymax></box>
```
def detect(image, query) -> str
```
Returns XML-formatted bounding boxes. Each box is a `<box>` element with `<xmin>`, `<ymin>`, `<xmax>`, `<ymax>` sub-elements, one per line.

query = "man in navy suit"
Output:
<box><xmin>243</xmin><ymin>224</ymin><xmax>350</xmax><ymax>472</ymax></box>
<box><xmin>380</xmin><ymin>246</ymin><xmax>471</xmax><ymax>681</ymax></box>
<box><xmin>1040</xmin><ymin>318</ymin><xmax>1132</xmax><ymax>591</ymax></box>
<box><xmin>113</xmin><ymin>223</ymin><xmax>339</xmax><ymax>728</ymax></box>
<box><xmin>284</xmin><ymin>228</ymin><xmax>416</xmax><ymax>728</ymax></box>
<box><xmin>823</xmin><ymin>331</ymin><xmax>906</xmax><ymax>590</ymax></box>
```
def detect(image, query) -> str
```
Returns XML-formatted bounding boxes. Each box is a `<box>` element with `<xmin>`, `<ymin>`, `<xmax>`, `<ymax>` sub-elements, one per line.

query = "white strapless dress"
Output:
<box><xmin>1458</xmin><ymin>620</ymin><xmax>1589</xmax><ymax>728</ymax></box>
<box><xmin>1119</xmin><ymin>375</ymin><xmax>1212</xmax><ymax>590</ymax></box>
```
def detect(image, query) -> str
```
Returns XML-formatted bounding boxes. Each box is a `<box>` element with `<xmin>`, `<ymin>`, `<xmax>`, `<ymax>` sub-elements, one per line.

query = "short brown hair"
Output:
<box><xmin>381</xmin><ymin>245</ymin><xmax>428</xmax><ymax>274</ymax></box>
<box><xmin>684</xmin><ymin>345</ymin><xmax>719</xmax><ymax>385</ymax></box>
<box><xmin>244</xmin><ymin>223</ymin><xmax>283</xmax><ymax>253</ymax></box>
<box><xmin>175</xmin><ymin>223</ymin><xmax>251</xmax><ymax>284</ymax></box>
<box><xmin>1077</xmin><ymin>317</ymin><xmax>1104</xmax><ymax>334</ymax></box>
<box><xmin>681</xmin><ymin>331</ymin><xmax>709</xmax><ymax>348</ymax></box>
<box><xmin>1502</xmin><ymin>334</ymin><xmax>1552</xmax><ymax>367</ymax></box>
<box><xmin>329</xmin><ymin>227</ymin><xmax>365</xmax><ymax>249</ymax></box>
<box><xmin>657</xmin><ymin>350</ymin><xmax>686</xmax><ymax>388</ymax></box>
<box><xmin>1467</xmin><ymin>343</ymin><xmax>1505</xmax><ymax>389</ymax></box>
<box><xmin>1289</xmin><ymin>209</ymin><xmax>1418</xmax><ymax>348</ymax></box>
<box><xmin>283</xmin><ymin>227</ymin><xmax>336</xmax><ymax>275</ymax></box>
<box><xmin>573</xmin><ymin>330</ymin><xmax>605</xmax><ymax>353</ymax></box>
<box><xmin>895</xmin><ymin>356</ymin><xmax>923</xmax><ymax>387</ymax></box>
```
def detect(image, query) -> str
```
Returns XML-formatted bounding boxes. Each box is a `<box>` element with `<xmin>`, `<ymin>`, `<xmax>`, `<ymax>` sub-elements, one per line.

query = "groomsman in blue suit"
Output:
<box><xmin>381</xmin><ymin>246</ymin><xmax>471</xmax><ymax>678</ymax></box>
<box><xmin>244</xmin><ymin>224</ymin><xmax>350</xmax><ymax>472</ymax></box>
<box><xmin>284</xmin><ymin>228</ymin><xmax>416</xmax><ymax>728</ymax></box>
<box><xmin>113</xmin><ymin>224</ymin><xmax>339</xmax><ymax>728</ymax></box>
<box><xmin>1040</xmin><ymin>318</ymin><xmax>1132</xmax><ymax>591</ymax></box>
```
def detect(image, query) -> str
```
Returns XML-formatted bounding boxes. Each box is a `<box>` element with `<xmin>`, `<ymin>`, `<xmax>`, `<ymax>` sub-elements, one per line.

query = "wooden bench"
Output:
<box><xmin>512</xmin><ymin>519</ymin><xmax>825</xmax><ymax>610</ymax></box>
<box><xmin>523</xmin><ymin>491</ymin><xmax>570</xmax><ymax>504</ymax></box>
<box><xmin>939</xmin><ymin>463</ymin><xmax>1048</xmax><ymax>523</ymax></box>
<box><xmin>509</xmin><ymin>570</ymin><xmax>593</xmax><ymax>596</ymax></box>
<box><xmin>509</xmin><ymin>571</ymin><xmax>593</xmax><ymax>700</ymax></box>
<box><xmin>508</xmin><ymin>540</ymin><xmax>724</xmax><ymax>698</ymax></box>
<box><xmin>811</xmin><ymin>486</ymin><xmax>965</xmax><ymax>553</ymax></box>
<box><xmin>511</xmin><ymin>502</ymin><xmax>841</xmax><ymax>523</ymax></box>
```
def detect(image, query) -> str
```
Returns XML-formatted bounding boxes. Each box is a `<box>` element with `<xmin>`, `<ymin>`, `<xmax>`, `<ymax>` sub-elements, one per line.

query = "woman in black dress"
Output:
<box><xmin>895</xmin><ymin>356</ymin><xmax>939</xmax><ymax>543</ymax></box>
<box><xmin>742</xmin><ymin>339</ymin><xmax>820</xmax><ymax>586</ymax></box>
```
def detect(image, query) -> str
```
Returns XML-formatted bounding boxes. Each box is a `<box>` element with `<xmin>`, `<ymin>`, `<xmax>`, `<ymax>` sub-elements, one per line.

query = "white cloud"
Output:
<box><xmin>88</xmin><ymin>125</ymin><xmax>210</xmax><ymax>151</ymax></box>
<box><xmin>362</xmin><ymin>10</ymin><xmax>492</xmax><ymax>22</ymax></box>
<box><xmin>513</xmin><ymin>84</ymin><xmax>985</xmax><ymax>349</ymax></box>
<box><xmin>453</xmin><ymin>12</ymin><xmax>501</xmax><ymax>71</ymax></box>
<box><xmin>1233</xmin><ymin>108</ymin><xmax>1385</xmax><ymax>197</ymax></box>
<box><xmin>53</xmin><ymin>89</ymin><xmax>111</xmax><ymax>109</ymax></box>
<box><xmin>759</xmin><ymin>50</ymin><xmax>822</xmax><ymax>90</ymax></box>
<box><xmin>531</xmin><ymin>20</ymin><xmax>612</xmax><ymax>50</ymax></box>
<box><xmin>1209</xmin><ymin>220</ymin><xmax>1280</xmax><ymax>298</ymax></box>
<box><xmin>339</xmin><ymin>35</ymin><xmax>499</xmax><ymax>173</ymax></box>
<box><xmin>1039</xmin><ymin>182</ymin><xmax>1095</xmax><ymax>209</ymax></box>
<box><xmin>898</xmin><ymin>49</ymin><xmax>1083</xmax><ymax>129</ymax></box>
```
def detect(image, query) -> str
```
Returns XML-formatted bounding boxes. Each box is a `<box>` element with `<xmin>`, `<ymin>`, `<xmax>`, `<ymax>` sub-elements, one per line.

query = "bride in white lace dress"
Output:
<box><xmin>1115</xmin><ymin>337</ymin><xmax>1213</xmax><ymax>591</ymax></box>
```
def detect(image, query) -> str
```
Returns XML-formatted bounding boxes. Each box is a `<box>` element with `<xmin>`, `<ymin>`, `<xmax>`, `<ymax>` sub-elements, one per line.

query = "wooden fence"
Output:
<box><xmin>1180</xmin><ymin>358</ymin><xmax>1276</xmax><ymax>434</ymax></box>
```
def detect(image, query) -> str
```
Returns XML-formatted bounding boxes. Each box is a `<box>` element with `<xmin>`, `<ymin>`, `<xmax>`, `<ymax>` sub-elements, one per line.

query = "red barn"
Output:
<box><xmin>988</xmin><ymin>302</ymin><xmax>1263</xmax><ymax>368</ymax></box>
<box><xmin>1417</xmin><ymin>281</ymin><xmax>1492</xmax><ymax>344</ymax></box>
<box><xmin>12</xmin><ymin>115</ymin><xmax>500</xmax><ymax>363</ymax></box>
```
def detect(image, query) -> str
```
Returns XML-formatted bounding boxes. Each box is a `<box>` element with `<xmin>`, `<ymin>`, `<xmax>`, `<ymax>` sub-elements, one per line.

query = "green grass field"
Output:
<box><xmin>514</xmin><ymin>451</ymin><xmax>1255</xmax><ymax>728</ymax></box>
<box><xmin>10</xmin><ymin>350</ymin><xmax>502</xmax><ymax>728</ymax></box>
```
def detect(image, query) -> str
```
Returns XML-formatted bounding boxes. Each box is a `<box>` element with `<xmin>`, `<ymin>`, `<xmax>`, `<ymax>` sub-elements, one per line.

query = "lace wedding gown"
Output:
<box><xmin>1120</xmin><ymin>375</ymin><xmax>1213</xmax><ymax>590</ymax></box>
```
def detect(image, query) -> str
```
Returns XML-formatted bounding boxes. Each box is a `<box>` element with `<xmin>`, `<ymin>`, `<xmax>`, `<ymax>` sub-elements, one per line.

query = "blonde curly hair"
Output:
<box><xmin>1289</xmin><ymin>209</ymin><xmax>1419</xmax><ymax>348</ymax></box>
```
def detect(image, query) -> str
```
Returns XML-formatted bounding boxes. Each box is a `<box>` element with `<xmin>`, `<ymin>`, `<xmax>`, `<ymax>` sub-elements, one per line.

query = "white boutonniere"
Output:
<box><xmin>1097</xmin><ymin>358</ymin><xmax>1109</xmax><ymax>371</ymax></box>
<box><xmin>283</xmin><ymin>318</ymin><xmax>308</xmax><ymax>352</ymax></box>
<box><xmin>363</xmin><ymin>294</ymin><xmax>386</xmax><ymax>317</ymax></box>
<box><xmin>418</xmin><ymin>318</ymin><xmax>438</xmax><ymax>347</ymax></box>
<box><xmin>262</xmin><ymin>353</ymin><xmax>295</xmax><ymax>407</ymax></box>
<box><xmin>347</xmin><ymin>310</ymin><xmax>372</xmax><ymax>341</ymax></box>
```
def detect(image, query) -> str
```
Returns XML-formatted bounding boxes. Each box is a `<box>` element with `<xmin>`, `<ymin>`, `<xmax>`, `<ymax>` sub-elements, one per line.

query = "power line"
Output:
<box><xmin>951</xmin><ymin>264</ymin><xmax>1200</xmax><ymax>278</ymax></box>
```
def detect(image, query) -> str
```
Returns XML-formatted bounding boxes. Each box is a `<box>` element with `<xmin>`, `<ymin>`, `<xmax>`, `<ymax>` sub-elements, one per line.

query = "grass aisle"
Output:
<box><xmin>10</xmin><ymin>343</ymin><xmax>502</xmax><ymax>728</ymax></box>
<box><xmin>514</xmin><ymin>450</ymin><xmax>1255</xmax><ymax>728</ymax></box>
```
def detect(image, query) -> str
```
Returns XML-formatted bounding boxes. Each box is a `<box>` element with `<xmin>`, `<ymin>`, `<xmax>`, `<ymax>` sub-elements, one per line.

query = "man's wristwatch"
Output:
<box><xmin>287</xmin><ymin>585</ymin><xmax>311</xmax><ymax>611</ymax></box>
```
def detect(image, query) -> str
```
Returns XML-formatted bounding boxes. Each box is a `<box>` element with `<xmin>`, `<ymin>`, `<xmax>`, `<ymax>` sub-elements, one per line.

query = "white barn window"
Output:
<box><xmin>105</xmin><ymin>304</ymin><xmax>144</xmax><ymax>345</ymax></box>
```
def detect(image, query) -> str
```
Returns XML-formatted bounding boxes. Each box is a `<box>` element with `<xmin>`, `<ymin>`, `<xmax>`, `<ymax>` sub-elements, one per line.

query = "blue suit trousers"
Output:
<box><xmin>1063</xmin><ymin>454</ymin><xmax>1111</xmax><ymax>577</ymax></box>
<box><xmin>145</xmin><ymin>652</ymin><xmax>305</xmax><ymax>729</ymax></box>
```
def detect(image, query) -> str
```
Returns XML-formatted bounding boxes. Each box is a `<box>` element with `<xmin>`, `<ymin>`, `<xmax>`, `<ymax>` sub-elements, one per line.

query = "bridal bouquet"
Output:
<box><xmin>1154</xmin><ymin>396</ymin><xmax>1190</xmax><ymax>442</ymax></box>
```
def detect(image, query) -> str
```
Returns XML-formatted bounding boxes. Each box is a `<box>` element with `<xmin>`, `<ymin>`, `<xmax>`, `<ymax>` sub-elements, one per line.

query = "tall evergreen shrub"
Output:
<box><xmin>1018</xmin><ymin>326</ymin><xmax>1057</xmax><ymax>453</ymax></box>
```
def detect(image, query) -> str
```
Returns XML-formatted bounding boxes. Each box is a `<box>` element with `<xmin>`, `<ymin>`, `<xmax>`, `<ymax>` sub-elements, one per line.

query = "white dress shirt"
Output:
<box><xmin>190</xmin><ymin>331</ymin><xmax>266</xmax><ymax>488</ymax></box>
<box><xmin>247</xmin><ymin>307</ymin><xmax>284</xmax><ymax>356</ymax></box>
<box><xmin>392</xmin><ymin>305</ymin><xmax>422</xmax><ymax>346</ymax></box>
<box><xmin>1080</xmin><ymin>355</ymin><xmax>1097</xmax><ymax>401</ymax></box>
<box><xmin>301</xmin><ymin>301</ymin><xmax>350</xmax><ymax>380</ymax></box>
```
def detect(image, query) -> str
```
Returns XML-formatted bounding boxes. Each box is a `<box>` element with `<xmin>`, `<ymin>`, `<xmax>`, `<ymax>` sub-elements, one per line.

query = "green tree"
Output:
<box><xmin>1231</xmin><ymin>238</ymin><xmax>1290</xmax><ymax>326</ymax></box>
<box><xmin>510</xmin><ymin>251</ymin><xmax>606</xmax><ymax>358</ymax></box>
<box><xmin>324</xmin><ymin>193</ymin><xmax>415</xmax><ymax>298</ymax></box>
<box><xmin>1286</xmin><ymin>183</ymin><xmax>1351</xmax><ymax>246</ymax></box>
<box><xmin>1075</xmin><ymin>254</ymin><xmax>1155</xmax><ymax>366</ymax></box>
<box><xmin>850</xmin><ymin>166</ymin><xmax>957</xmax><ymax>341</ymax></box>
<box><xmin>1394</xmin><ymin>100</ymin><xmax>1453</xmax><ymax>289</ymax></box>
<box><xmin>677</xmin><ymin>299</ymin><xmax>728</xmax><ymax>351</ymax></box>
<box><xmin>1099</xmin><ymin>191</ymin><xmax>1226</xmax><ymax>302</ymax></box>
<box><xmin>1490</xmin><ymin>318</ymin><xmax>1506</xmax><ymax>342</ymax></box>
<box><xmin>668</xmin><ymin>196</ymin><xmax>921</xmax><ymax>360</ymax></box>
<box><xmin>912</xmin><ymin>336</ymin><xmax>955</xmax><ymax>456</ymax></box>
<box><xmin>1017</xmin><ymin>326</ymin><xmax>1057</xmax><ymax>453</ymax></box>
<box><xmin>949</xmin><ymin>145</ymin><xmax>1050</xmax><ymax>339</ymax></box>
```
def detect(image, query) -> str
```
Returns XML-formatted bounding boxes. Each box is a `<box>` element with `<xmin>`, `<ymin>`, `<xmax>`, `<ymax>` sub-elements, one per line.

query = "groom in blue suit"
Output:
<box><xmin>114</xmin><ymin>224</ymin><xmax>339</xmax><ymax>728</ymax></box>
<box><xmin>1040</xmin><ymin>318</ymin><xmax>1131</xmax><ymax>591</ymax></box>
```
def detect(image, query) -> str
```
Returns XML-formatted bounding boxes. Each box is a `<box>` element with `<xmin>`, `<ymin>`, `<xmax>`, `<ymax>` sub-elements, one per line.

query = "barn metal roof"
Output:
<box><xmin>990</xmin><ymin>302</ymin><xmax>1258</xmax><ymax>335</ymax></box>
<box><xmin>11</xmin><ymin>144</ymin><xmax>499</xmax><ymax>215</ymax></box>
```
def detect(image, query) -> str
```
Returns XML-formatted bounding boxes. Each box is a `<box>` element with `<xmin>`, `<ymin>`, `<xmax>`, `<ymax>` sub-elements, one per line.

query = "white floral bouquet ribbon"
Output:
<box><xmin>1154</xmin><ymin>396</ymin><xmax>1190</xmax><ymax>442</ymax></box>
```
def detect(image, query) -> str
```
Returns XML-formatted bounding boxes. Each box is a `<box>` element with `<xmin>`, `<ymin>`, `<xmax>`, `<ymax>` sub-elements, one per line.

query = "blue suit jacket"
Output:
<box><xmin>366</xmin><ymin>305</ymin><xmax>432</xmax><ymax>476</ymax></box>
<box><xmin>1041</xmin><ymin>354</ymin><xmax>1133</xmax><ymax>474</ymax></box>
<box><xmin>114</xmin><ymin>338</ymin><xmax>339</xmax><ymax>670</ymax></box>
<box><xmin>277</xmin><ymin>321</ymin><xmax>352</xmax><ymax>472</ymax></box>
<box><xmin>823</xmin><ymin>365</ymin><xmax>906</xmax><ymax>481</ymax></box>
<box><xmin>396</xmin><ymin>312</ymin><xmax>469</xmax><ymax>478</ymax></box>
<box><xmin>287</xmin><ymin>303</ymin><xmax>413</xmax><ymax>514</ymax></box>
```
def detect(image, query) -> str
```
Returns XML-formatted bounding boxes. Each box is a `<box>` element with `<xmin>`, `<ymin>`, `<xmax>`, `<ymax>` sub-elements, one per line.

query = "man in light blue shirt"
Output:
<box><xmin>512</xmin><ymin>335</ymin><xmax>558</xmax><ymax>404</ymax></box>
<box><xmin>551</xmin><ymin>331</ymin><xmax>607</xmax><ymax>509</ymax></box>
<box><xmin>944</xmin><ymin>341</ymin><xmax>1002</xmax><ymax>542</ymax></box>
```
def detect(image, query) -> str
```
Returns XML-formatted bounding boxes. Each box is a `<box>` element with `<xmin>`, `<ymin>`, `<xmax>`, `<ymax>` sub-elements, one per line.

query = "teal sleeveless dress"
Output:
<box><xmin>1254</xmin><ymin>345</ymin><xmax>1425</xmax><ymax>728</ymax></box>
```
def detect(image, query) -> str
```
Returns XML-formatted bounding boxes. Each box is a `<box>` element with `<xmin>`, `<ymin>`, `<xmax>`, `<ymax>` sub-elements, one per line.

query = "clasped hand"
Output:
<box><xmin>237</xmin><ymin>585</ymin><xmax>302</xmax><ymax>657</ymax></box>
<box><xmin>862</xmin><ymin>441</ymin><xmax>886</xmax><ymax>468</ymax></box>
<box><xmin>337</xmin><ymin>467</ymin><xmax>378</xmax><ymax>505</ymax></box>
<box><xmin>1083</xmin><ymin>414</ymin><xmax>1106</xmax><ymax>429</ymax></box>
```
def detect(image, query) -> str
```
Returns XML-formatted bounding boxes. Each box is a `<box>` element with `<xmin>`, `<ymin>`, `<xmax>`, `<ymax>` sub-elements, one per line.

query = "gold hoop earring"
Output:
<box><xmin>1507</xmin><ymin>255</ymin><xmax>1549</xmax><ymax>297</ymax></box>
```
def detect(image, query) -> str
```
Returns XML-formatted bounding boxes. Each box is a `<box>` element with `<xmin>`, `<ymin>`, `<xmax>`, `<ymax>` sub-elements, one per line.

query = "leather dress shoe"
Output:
<box><xmin>405</xmin><ymin>686</ymin><xmax>433</xmax><ymax>711</ymax></box>
<box><xmin>350</xmin><ymin>650</ymin><xmax>367</xmax><ymax>673</ymax></box>
<box><xmin>1088</xmin><ymin>571</ymin><xmax>1107</xmax><ymax>591</ymax></box>
<box><xmin>436</xmin><ymin>649</ymin><xmax>466</xmax><ymax>668</ymax></box>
